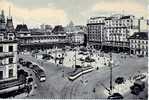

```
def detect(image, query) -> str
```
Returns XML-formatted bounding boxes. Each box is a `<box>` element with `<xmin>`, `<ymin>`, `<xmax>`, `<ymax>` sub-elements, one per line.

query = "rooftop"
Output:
<box><xmin>129</xmin><ymin>32</ymin><xmax>148</xmax><ymax>40</ymax></box>
<box><xmin>15</xmin><ymin>24</ymin><xmax>29</xmax><ymax>32</ymax></box>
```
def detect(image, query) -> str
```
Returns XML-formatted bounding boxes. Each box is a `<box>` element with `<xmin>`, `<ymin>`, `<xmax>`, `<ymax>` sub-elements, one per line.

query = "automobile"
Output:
<box><xmin>134</xmin><ymin>80</ymin><xmax>145</xmax><ymax>91</ymax></box>
<box><xmin>115</xmin><ymin>77</ymin><xmax>125</xmax><ymax>84</ymax></box>
<box><xmin>75</xmin><ymin>65</ymin><xmax>82</xmax><ymax>69</ymax></box>
<box><xmin>107</xmin><ymin>93</ymin><xmax>124</xmax><ymax>99</ymax></box>
<box><xmin>135</xmin><ymin>74</ymin><xmax>146</xmax><ymax>81</ymax></box>
<box><xmin>21</xmin><ymin>61</ymin><xmax>28</xmax><ymax>66</ymax></box>
<box><xmin>137</xmin><ymin>55</ymin><xmax>144</xmax><ymax>57</ymax></box>
<box><xmin>26</xmin><ymin>61</ymin><xmax>32</xmax><ymax>68</ymax></box>
<box><xmin>130</xmin><ymin>85</ymin><xmax>141</xmax><ymax>95</ymax></box>
<box><xmin>31</xmin><ymin>64</ymin><xmax>39</xmax><ymax>70</ymax></box>
<box><xmin>130</xmin><ymin>80</ymin><xmax>145</xmax><ymax>95</ymax></box>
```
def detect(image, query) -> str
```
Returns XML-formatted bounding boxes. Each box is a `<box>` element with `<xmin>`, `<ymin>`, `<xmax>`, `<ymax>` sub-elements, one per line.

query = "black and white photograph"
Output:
<box><xmin>0</xmin><ymin>0</ymin><xmax>148</xmax><ymax>99</ymax></box>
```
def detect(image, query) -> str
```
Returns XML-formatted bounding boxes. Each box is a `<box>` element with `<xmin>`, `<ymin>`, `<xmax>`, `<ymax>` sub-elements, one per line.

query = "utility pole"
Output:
<box><xmin>109</xmin><ymin>52</ymin><xmax>112</xmax><ymax>94</ymax></box>
<box><xmin>74</xmin><ymin>46</ymin><xmax>77</xmax><ymax>67</ymax></box>
<box><xmin>109</xmin><ymin>32</ymin><xmax>113</xmax><ymax>95</ymax></box>
<box><xmin>62</xmin><ymin>51</ymin><xmax>64</xmax><ymax>77</ymax></box>
<box><xmin>55</xmin><ymin>45</ymin><xmax>57</xmax><ymax>64</ymax></box>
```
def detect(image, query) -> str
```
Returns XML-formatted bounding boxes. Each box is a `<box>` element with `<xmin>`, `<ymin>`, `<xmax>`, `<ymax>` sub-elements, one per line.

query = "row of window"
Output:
<box><xmin>131</xmin><ymin>45</ymin><xmax>148</xmax><ymax>49</ymax></box>
<box><xmin>0</xmin><ymin>57</ymin><xmax>14</xmax><ymax>65</ymax></box>
<box><xmin>89</xmin><ymin>18</ymin><xmax>132</xmax><ymax>24</ymax></box>
<box><xmin>0</xmin><ymin>45</ymin><xmax>13</xmax><ymax>52</ymax></box>
<box><xmin>131</xmin><ymin>40</ymin><xmax>148</xmax><ymax>44</ymax></box>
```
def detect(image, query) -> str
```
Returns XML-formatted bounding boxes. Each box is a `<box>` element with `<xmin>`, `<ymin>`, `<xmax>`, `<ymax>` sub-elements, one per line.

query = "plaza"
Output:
<box><xmin>12</xmin><ymin>47</ymin><xmax>148</xmax><ymax>99</ymax></box>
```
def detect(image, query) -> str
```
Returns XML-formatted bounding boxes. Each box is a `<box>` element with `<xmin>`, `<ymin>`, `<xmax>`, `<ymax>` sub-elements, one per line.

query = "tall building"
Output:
<box><xmin>87</xmin><ymin>17</ymin><xmax>106</xmax><ymax>49</ymax></box>
<box><xmin>104</xmin><ymin>14</ymin><xmax>137</xmax><ymax>52</ymax></box>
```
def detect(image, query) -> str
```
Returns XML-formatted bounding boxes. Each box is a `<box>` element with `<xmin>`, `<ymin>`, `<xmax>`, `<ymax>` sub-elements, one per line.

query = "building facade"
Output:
<box><xmin>87</xmin><ymin>14</ymin><xmax>147</xmax><ymax>53</ymax></box>
<box><xmin>66</xmin><ymin>32</ymin><xmax>84</xmax><ymax>45</ymax></box>
<box><xmin>0</xmin><ymin>10</ymin><xmax>18</xmax><ymax>82</ymax></box>
<box><xmin>104</xmin><ymin>14</ymin><xmax>137</xmax><ymax>52</ymax></box>
<box><xmin>15</xmin><ymin>24</ymin><xmax>31</xmax><ymax>37</ymax></box>
<box><xmin>0</xmin><ymin>10</ymin><xmax>27</xmax><ymax>94</ymax></box>
<box><xmin>87</xmin><ymin>17</ymin><xmax>106</xmax><ymax>49</ymax></box>
<box><xmin>129</xmin><ymin>32</ymin><xmax>148</xmax><ymax>56</ymax></box>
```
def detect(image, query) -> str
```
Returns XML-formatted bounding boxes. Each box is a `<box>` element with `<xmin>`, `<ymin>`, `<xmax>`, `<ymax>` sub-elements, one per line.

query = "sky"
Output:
<box><xmin>0</xmin><ymin>0</ymin><xmax>148</xmax><ymax>28</ymax></box>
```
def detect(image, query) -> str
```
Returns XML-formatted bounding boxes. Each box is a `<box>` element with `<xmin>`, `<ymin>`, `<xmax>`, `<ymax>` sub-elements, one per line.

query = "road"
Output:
<box><xmin>19</xmin><ymin>53</ymin><xmax>148</xmax><ymax>99</ymax></box>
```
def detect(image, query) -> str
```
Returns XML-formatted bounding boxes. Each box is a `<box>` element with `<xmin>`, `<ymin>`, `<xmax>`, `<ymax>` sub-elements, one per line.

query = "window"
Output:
<box><xmin>0</xmin><ymin>60</ymin><xmax>2</xmax><ymax>65</ymax></box>
<box><xmin>0</xmin><ymin>46</ymin><xmax>3</xmax><ymax>52</ymax></box>
<box><xmin>9</xmin><ymin>46</ymin><xmax>13</xmax><ymax>52</ymax></box>
<box><xmin>9</xmin><ymin>69</ymin><xmax>13</xmax><ymax>78</ymax></box>
<box><xmin>9</xmin><ymin>57</ymin><xmax>13</xmax><ymax>64</ymax></box>
<box><xmin>0</xmin><ymin>71</ymin><xmax>3</xmax><ymax>80</ymax></box>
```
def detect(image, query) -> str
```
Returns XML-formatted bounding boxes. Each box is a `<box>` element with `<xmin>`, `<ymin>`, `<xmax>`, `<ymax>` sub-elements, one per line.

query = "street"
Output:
<box><xmin>18</xmin><ymin>53</ymin><xmax>148</xmax><ymax>99</ymax></box>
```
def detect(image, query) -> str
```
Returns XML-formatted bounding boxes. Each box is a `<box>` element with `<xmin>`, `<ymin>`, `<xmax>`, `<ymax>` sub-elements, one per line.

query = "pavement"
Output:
<box><xmin>16</xmin><ymin>51</ymin><xmax>148</xmax><ymax>99</ymax></box>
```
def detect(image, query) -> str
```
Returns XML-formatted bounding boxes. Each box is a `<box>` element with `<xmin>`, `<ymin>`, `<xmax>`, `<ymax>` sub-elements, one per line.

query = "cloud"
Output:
<box><xmin>92</xmin><ymin>1</ymin><xmax>147</xmax><ymax>18</ymax></box>
<box><xmin>0</xmin><ymin>0</ymin><xmax>68</xmax><ymax>28</ymax></box>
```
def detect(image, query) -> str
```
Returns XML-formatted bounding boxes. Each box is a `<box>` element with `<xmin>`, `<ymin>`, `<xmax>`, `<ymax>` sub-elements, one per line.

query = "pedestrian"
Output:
<box><xmin>93</xmin><ymin>88</ymin><xmax>96</xmax><ymax>93</ymax></box>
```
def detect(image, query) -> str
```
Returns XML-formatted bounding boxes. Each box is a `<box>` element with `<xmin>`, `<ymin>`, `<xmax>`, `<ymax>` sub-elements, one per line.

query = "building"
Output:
<box><xmin>66</xmin><ymin>32</ymin><xmax>84</xmax><ymax>45</ymax></box>
<box><xmin>129</xmin><ymin>32</ymin><xmax>148</xmax><ymax>56</ymax></box>
<box><xmin>0</xmin><ymin>10</ymin><xmax>6</xmax><ymax>32</ymax></box>
<box><xmin>0</xmin><ymin>10</ymin><xmax>25</xmax><ymax>94</ymax></box>
<box><xmin>52</xmin><ymin>25</ymin><xmax>66</xmax><ymax>34</ymax></box>
<box><xmin>87</xmin><ymin>17</ymin><xmax>106</xmax><ymax>49</ymax></box>
<box><xmin>15</xmin><ymin>24</ymin><xmax>31</xmax><ymax>37</ymax></box>
<box><xmin>103</xmin><ymin>14</ymin><xmax>137</xmax><ymax>52</ymax></box>
<box><xmin>18</xmin><ymin>34</ymin><xmax>67</xmax><ymax>51</ymax></box>
<box><xmin>87</xmin><ymin>14</ymin><xmax>147</xmax><ymax>53</ymax></box>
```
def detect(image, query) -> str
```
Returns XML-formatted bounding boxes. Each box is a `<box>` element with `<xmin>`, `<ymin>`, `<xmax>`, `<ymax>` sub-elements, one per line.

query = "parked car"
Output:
<box><xmin>107</xmin><ymin>93</ymin><xmax>124</xmax><ymax>99</ymax></box>
<box><xmin>26</xmin><ymin>61</ymin><xmax>32</xmax><ymax>68</ymax></box>
<box><xmin>21</xmin><ymin>61</ymin><xmax>28</xmax><ymax>66</ymax></box>
<box><xmin>130</xmin><ymin>80</ymin><xmax>145</xmax><ymax>95</ymax></box>
<box><xmin>137</xmin><ymin>55</ymin><xmax>144</xmax><ymax>57</ymax></box>
<box><xmin>31</xmin><ymin>64</ymin><xmax>39</xmax><ymax>70</ymax></box>
<box><xmin>130</xmin><ymin>85</ymin><xmax>141</xmax><ymax>95</ymax></box>
<box><xmin>115</xmin><ymin>77</ymin><xmax>124</xmax><ymax>84</ymax></box>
